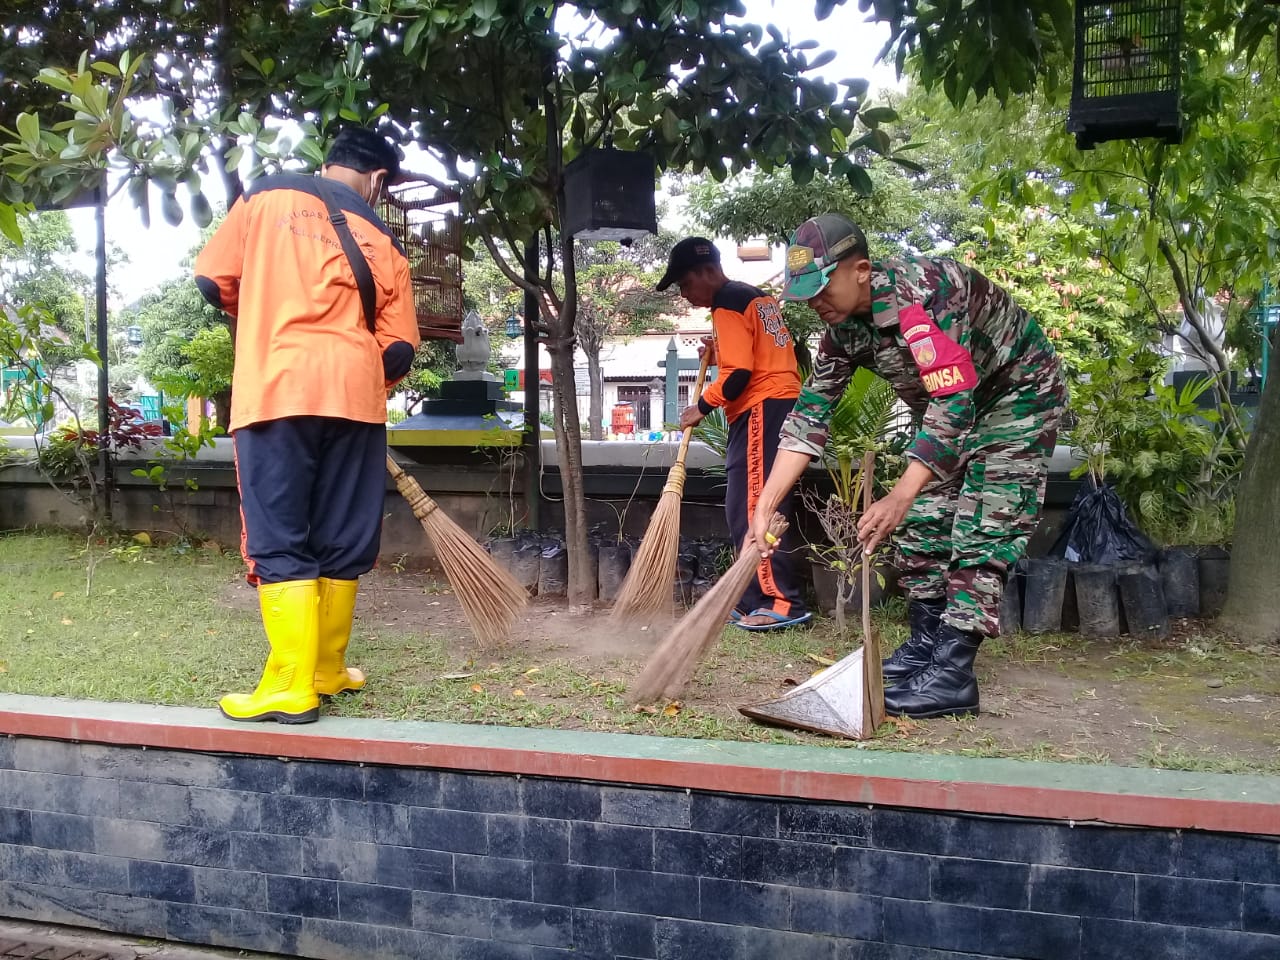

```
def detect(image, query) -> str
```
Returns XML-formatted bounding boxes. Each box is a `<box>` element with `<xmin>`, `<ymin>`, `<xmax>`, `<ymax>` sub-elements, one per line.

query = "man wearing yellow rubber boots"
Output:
<box><xmin>195</xmin><ymin>128</ymin><xmax>420</xmax><ymax>723</ymax></box>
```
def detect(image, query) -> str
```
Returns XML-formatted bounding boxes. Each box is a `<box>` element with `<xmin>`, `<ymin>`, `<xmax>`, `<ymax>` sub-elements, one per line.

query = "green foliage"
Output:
<box><xmin>686</xmin><ymin>152</ymin><xmax>975</xmax><ymax>255</ymax></box>
<box><xmin>35</xmin><ymin>427</ymin><xmax>95</xmax><ymax>484</ymax></box>
<box><xmin>954</xmin><ymin>210</ymin><xmax>1145</xmax><ymax>375</ymax></box>
<box><xmin>2</xmin><ymin>299</ymin><xmax>99</xmax><ymax>428</ymax></box>
<box><xmin>824</xmin><ymin>368</ymin><xmax>907</xmax><ymax>503</ymax></box>
<box><xmin>0</xmin><ymin>210</ymin><xmax>90</xmax><ymax>368</ymax></box>
<box><xmin>1068</xmin><ymin>353</ymin><xmax>1240</xmax><ymax>545</ymax></box>
<box><xmin>691</xmin><ymin>406</ymin><xmax>729</xmax><ymax>474</ymax></box>
<box><xmin>867</xmin><ymin>0</ymin><xmax>1073</xmax><ymax>106</ymax></box>
<box><xmin>401</xmin><ymin>340</ymin><xmax>456</xmax><ymax>414</ymax></box>
<box><xmin>127</xmin><ymin>400</ymin><xmax>223</xmax><ymax>541</ymax></box>
<box><xmin>132</xmin><ymin>276</ymin><xmax>232</xmax><ymax>405</ymax></box>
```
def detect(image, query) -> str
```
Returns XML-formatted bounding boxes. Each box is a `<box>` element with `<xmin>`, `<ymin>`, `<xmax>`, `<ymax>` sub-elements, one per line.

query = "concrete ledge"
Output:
<box><xmin>2</xmin><ymin>694</ymin><xmax>1276</xmax><ymax>838</ymax></box>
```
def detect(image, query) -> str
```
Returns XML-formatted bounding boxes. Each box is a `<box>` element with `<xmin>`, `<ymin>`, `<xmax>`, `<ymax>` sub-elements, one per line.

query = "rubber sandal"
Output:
<box><xmin>726</xmin><ymin>609</ymin><xmax>745</xmax><ymax>625</ymax></box>
<box><xmin>734</xmin><ymin>609</ymin><xmax>814</xmax><ymax>632</ymax></box>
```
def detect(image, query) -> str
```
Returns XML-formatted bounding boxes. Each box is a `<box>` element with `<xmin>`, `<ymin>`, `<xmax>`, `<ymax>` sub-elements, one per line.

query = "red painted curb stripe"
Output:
<box><xmin>1</xmin><ymin>710</ymin><xmax>1275</xmax><ymax>837</ymax></box>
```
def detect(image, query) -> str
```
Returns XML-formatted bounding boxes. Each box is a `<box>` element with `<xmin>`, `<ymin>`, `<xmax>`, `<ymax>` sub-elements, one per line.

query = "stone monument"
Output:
<box><xmin>455</xmin><ymin>310</ymin><xmax>497</xmax><ymax>382</ymax></box>
<box><xmin>387</xmin><ymin>309</ymin><xmax>523</xmax><ymax>460</ymax></box>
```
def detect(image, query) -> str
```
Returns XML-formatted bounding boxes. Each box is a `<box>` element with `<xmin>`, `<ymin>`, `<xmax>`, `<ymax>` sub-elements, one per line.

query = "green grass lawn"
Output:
<box><xmin>3</xmin><ymin>530</ymin><xmax>1278</xmax><ymax>774</ymax></box>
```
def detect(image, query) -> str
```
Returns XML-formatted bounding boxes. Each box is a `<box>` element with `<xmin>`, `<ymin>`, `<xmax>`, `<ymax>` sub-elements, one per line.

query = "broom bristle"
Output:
<box><xmin>610</xmin><ymin>488</ymin><xmax>683</xmax><ymax>624</ymax></box>
<box><xmin>386</xmin><ymin>454</ymin><xmax>527</xmax><ymax>647</ymax></box>
<box><xmin>422</xmin><ymin>509</ymin><xmax>528</xmax><ymax>647</ymax></box>
<box><xmin>630</xmin><ymin>514</ymin><xmax>789</xmax><ymax>704</ymax></box>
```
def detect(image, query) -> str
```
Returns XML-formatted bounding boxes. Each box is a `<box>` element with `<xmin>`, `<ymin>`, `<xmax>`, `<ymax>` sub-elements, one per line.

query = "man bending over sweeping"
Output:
<box><xmin>748</xmin><ymin>214</ymin><xmax>1066</xmax><ymax>719</ymax></box>
<box><xmin>195</xmin><ymin>128</ymin><xmax>421</xmax><ymax>723</ymax></box>
<box><xmin>657</xmin><ymin>237</ymin><xmax>811</xmax><ymax>632</ymax></box>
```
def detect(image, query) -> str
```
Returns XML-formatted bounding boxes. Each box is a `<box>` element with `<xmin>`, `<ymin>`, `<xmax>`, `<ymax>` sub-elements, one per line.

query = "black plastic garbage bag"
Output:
<box><xmin>1049</xmin><ymin>479</ymin><xmax>1157</xmax><ymax>566</ymax></box>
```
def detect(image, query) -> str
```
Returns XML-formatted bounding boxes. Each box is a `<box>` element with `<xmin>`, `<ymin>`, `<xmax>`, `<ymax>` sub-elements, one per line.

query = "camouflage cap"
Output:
<box><xmin>780</xmin><ymin>214</ymin><xmax>869</xmax><ymax>301</ymax></box>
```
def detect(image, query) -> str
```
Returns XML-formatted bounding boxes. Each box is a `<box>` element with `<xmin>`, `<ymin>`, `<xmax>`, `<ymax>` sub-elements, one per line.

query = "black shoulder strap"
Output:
<box><xmin>314</xmin><ymin>178</ymin><xmax>377</xmax><ymax>334</ymax></box>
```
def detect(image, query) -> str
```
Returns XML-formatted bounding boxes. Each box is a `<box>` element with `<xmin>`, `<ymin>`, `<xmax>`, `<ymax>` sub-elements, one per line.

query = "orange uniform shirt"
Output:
<box><xmin>194</xmin><ymin>173</ymin><xmax>421</xmax><ymax>432</ymax></box>
<box><xmin>700</xmin><ymin>281</ymin><xmax>801</xmax><ymax>423</ymax></box>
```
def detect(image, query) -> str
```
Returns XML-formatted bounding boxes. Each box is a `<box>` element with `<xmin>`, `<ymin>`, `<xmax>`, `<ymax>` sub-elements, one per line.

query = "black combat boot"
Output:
<box><xmin>881</xmin><ymin>597</ymin><xmax>947</xmax><ymax>685</ymax></box>
<box><xmin>883</xmin><ymin>622</ymin><xmax>982</xmax><ymax>719</ymax></box>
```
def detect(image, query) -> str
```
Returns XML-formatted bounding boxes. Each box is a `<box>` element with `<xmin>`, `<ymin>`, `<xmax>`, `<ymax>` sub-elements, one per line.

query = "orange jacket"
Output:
<box><xmin>698</xmin><ymin>281</ymin><xmax>801</xmax><ymax>423</ymax></box>
<box><xmin>194</xmin><ymin>173</ymin><xmax>420</xmax><ymax>432</ymax></box>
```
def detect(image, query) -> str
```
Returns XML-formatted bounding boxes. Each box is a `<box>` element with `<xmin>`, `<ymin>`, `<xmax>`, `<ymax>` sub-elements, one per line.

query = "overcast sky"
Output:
<box><xmin>64</xmin><ymin>1</ymin><xmax>895</xmax><ymax>306</ymax></box>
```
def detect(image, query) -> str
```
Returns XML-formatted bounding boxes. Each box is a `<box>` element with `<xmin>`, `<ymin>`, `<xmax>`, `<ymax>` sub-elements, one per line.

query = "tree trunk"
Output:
<box><xmin>545</xmin><ymin>337</ymin><xmax>594</xmax><ymax>607</ymax></box>
<box><xmin>586</xmin><ymin>350</ymin><xmax>604</xmax><ymax>441</ymax></box>
<box><xmin>1220</xmin><ymin>371</ymin><xmax>1280</xmax><ymax>642</ymax></box>
<box><xmin>213</xmin><ymin>390</ymin><xmax>231</xmax><ymax>432</ymax></box>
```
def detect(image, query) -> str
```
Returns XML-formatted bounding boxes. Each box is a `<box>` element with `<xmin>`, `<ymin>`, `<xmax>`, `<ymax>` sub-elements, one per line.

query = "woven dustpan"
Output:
<box><xmin>740</xmin><ymin>451</ymin><xmax>885</xmax><ymax>739</ymax></box>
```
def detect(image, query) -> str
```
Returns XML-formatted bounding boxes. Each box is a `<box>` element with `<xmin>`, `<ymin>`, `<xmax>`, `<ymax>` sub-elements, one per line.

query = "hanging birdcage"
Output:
<box><xmin>380</xmin><ymin>182</ymin><xmax>465</xmax><ymax>343</ymax></box>
<box><xmin>1067</xmin><ymin>0</ymin><xmax>1184</xmax><ymax>150</ymax></box>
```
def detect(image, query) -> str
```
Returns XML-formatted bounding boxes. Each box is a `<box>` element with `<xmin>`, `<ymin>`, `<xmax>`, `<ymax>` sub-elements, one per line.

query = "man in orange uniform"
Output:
<box><xmin>657</xmin><ymin>237</ymin><xmax>810</xmax><ymax>630</ymax></box>
<box><xmin>195</xmin><ymin>128</ymin><xmax>421</xmax><ymax>724</ymax></box>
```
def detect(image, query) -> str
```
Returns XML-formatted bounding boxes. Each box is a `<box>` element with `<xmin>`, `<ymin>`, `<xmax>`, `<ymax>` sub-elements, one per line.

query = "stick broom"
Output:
<box><xmin>610</xmin><ymin>348</ymin><xmax>714</xmax><ymax>624</ymax></box>
<box><xmin>386</xmin><ymin>454</ymin><xmax>527</xmax><ymax>647</ymax></box>
<box><xmin>630</xmin><ymin>513</ymin><xmax>789</xmax><ymax>704</ymax></box>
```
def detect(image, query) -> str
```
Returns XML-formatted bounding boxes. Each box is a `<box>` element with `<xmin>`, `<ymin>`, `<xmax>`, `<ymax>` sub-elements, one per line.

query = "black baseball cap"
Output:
<box><xmin>656</xmin><ymin>237</ymin><xmax>721</xmax><ymax>291</ymax></box>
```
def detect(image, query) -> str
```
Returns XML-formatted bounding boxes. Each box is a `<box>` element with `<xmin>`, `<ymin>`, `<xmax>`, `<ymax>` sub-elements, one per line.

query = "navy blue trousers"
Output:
<box><xmin>725</xmin><ymin>397</ymin><xmax>807</xmax><ymax>619</ymax></box>
<box><xmin>233</xmin><ymin>417</ymin><xmax>386</xmax><ymax>585</ymax></box>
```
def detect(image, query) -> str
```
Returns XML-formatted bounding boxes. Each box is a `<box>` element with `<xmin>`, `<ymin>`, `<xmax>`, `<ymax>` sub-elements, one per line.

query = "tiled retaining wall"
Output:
<box><xmin>1</xmin><ymin>701</ymin><xmax>1278</xmax><ymax>959</ymax></box>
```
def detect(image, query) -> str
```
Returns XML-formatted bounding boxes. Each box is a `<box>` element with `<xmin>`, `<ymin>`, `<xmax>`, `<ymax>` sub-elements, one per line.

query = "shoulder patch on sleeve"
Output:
<box><xmin>899</xmin><ymin>304</ymin><xmax>976</xmax><ymax>398</ymax></box>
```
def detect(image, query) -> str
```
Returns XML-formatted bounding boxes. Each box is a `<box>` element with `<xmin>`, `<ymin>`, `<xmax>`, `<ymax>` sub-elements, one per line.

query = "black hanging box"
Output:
<box><xmin>562</xmin><ymin>148</ymin><xmax>658</xmax><ymax>242</ymax></box>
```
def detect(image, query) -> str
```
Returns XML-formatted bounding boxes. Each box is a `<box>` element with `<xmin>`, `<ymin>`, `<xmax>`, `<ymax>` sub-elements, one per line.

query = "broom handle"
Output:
<box><xmin>386</xmin><ymin>453</ymin><xmax>439</xmax><ymax>522</ymax></box>
<box><xmin>861</xmin><ymin>449</ymin><xmax>873</xmax><ymax>640</ymax></box>
<box><xmin>674</xmin><ymin>345</ymin><xmax>715</xmax><ymax>466</ymax></box>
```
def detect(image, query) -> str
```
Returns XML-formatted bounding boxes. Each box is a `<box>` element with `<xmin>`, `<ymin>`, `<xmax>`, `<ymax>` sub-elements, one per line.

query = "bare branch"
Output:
<box><xmin>477</xmin><ymin>229</ymin><xmax>543</xmax><ymax>300</ymax></box>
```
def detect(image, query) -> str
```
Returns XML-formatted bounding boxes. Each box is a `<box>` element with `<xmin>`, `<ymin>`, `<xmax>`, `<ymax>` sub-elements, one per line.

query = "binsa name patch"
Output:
<box><xmin>899</xmin><ymin>304</ymin><xmax>976</xmax><ymax>398</ymax></box>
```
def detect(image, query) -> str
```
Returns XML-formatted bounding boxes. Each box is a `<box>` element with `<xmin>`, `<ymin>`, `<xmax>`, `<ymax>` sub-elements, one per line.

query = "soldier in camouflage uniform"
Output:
<box><xmin>748</xmin><ymin>214</ymin><xmax>1066</xmax><ymax>719</ymax></box>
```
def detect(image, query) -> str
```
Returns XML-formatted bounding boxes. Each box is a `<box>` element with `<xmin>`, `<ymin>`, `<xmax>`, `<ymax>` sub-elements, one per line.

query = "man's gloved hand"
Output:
<box><xmin>382</xmin><ymin>341</ymin><xmax>415</xmax><ymax>381</ymax></box>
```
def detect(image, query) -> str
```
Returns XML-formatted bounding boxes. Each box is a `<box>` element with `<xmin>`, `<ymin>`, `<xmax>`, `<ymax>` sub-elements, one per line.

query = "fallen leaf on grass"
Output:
<box><xmin>438</xmin><ymin>673</ymin><xmax>474</xmax><ymax>681</ymax></box>
<box><xmin>133</xmin><ymin>532</ymin><xmax>152</xmax><ymax>546</ymax></box>
<box><xmin>51</xmin><ymin>591</ymin><xmax>64</xmax><ymax>600</ymax></box>
<box><xmin>662</xmin><ymin>702</ymin><xmax>681</xmax><ymax>717</ymax></box>
<box><xmin>470</xmin><ymin>684</ymin><xmax>484</xmax><ymax>693</ymax></box>
<box><xmin>886</xmin><ymin>716</ymin><xmax>920</xmax><ymax>735</ymax></box>
<box><xmin>513</xmin><ymin>689</ymin><xmax>526</xmax><ymax>698</ymax></box>
<box><xmin>806</xmin><ymin>653</ymin><xmax>836</xmax><ymax>667</ymax></box>
<box><xmin>523</xmin><ymin>667</ymin><xmax>541</xmax><ymax>677</ymax></box>
<box><xmin>0</xmin><ymin>662</ymin><xmax>7</xmax><ymax>673</ymax></box>
<box><xmin>634</xmin><ymin>704</ymin><xmax>659</xmax><ymax>714</ymax></box>
<box><xmin>61</xmin><ymin>618</ymin><xmax>73</xmax><ymax>625</ymax></box>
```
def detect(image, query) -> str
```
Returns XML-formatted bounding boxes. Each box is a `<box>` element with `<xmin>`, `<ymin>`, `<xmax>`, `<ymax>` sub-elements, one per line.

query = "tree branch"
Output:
<box><xmin>1156</xmin><ymin>236</ymin><xmax>1248</xmax><ymax>451</ymax></box>
<box><xmin>542</xmin><ymin>227</ymin><xmax>562</xmax><ymax>318</ymax></box>
<box><xmin>1158</xmin><ymin>237</ymin><xmax>1233</xmax><ymax>376</ymax></box>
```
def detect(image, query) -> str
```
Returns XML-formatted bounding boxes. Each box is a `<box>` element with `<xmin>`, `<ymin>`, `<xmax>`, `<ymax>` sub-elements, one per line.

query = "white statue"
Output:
<box><xmin>455</xmin><ymin>309</ymin><xmax>496</xmax><ymax>381</ymax></box>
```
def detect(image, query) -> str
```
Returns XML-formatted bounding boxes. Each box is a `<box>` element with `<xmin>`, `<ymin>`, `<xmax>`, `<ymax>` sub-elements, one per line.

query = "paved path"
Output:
<box><xmin>0</xmin><ymin>922</ymin><xmax>280</xmax><ymax>960</ymax></box>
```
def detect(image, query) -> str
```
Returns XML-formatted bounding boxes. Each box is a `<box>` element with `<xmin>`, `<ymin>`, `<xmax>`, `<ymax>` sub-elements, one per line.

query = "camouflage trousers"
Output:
<box><xmin>895</xmin><ymin>391</ymin><xmax>1065</xmax><ymax>637</ymax></box>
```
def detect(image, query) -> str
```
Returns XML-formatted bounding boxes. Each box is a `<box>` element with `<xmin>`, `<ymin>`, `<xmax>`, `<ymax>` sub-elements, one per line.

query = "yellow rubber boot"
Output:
<box><xmin>219</xmin><ymin>579</ymin><xmax>321</xmax><ymax>724</ymax></box>
<box><xmin>315</xmin><ymin>577</ymin><xmax>365</xmax><ymax>696</ymax></box>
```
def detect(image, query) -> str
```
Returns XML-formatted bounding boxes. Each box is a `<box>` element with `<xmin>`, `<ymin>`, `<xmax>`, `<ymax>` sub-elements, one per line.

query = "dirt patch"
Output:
<box><xmin>219</xmin><ymin>567</ymin><xmax>1280</xmax><ymax>771</ymax></box>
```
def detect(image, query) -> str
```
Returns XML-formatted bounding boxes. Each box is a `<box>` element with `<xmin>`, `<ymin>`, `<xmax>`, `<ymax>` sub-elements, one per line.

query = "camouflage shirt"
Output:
<box><xmin>779</xmin><ymin>254</ymin><xmax>1065</xmax><ymax>478</ymax></box>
